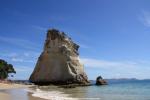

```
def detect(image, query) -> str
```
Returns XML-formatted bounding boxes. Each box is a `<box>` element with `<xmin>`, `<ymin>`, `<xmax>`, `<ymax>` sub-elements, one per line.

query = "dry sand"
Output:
<box><xmin>0</xmin><ymin>83</ymin><xmax>31</xmax><ymax>89</ymax></box>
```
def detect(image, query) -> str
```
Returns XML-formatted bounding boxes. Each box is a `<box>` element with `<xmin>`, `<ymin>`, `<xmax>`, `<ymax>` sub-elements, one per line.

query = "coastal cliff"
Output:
<box><xmin>29</xmin><ymin>29</ymin><xmax>89</xmax><ymax>85</ymax></box>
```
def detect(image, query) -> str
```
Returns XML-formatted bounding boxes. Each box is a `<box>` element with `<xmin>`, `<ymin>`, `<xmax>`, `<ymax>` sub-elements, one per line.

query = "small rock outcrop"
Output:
<box><xmin>96</xmin><ymin>76</ymin><xmax>107</xmax><ymax>85</ymax></box>
<box><xmin>29</xmin><ymin>29</ymin><xmax>89</xmax><ymax>85</ymax></box>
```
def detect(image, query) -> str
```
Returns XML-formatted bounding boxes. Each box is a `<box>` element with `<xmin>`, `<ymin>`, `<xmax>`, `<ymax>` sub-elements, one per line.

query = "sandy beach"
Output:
<box><xmin>0</xmin><ymin>83</ymin><xmax>45</xmax><ymax>100</ymax></box>
<box><xmin>0</xmin><ymin>92</ymin><xmax>11</xmax><ymax>100</ymax></box>
<box><xmin>0</xmin><ymin>83</ymin><xmax>29</xmax><ymax>100</ymax></box>
<box><xmin>0</xmin><ymin>83</ymin><xmax>31</xmax><ymax>90</ymax></box>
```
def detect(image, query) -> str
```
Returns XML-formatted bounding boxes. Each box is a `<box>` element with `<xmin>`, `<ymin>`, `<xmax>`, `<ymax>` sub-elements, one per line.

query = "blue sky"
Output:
<box><xmin>0</xmin><ymin>0</ymin><xmax>150</xmax><ymax>80</ymax></box>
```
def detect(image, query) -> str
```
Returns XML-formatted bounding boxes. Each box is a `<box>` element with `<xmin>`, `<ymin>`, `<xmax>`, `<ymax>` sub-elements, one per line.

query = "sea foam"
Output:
<box><xmin>27</xmin><ymin>88</ymin><xmax>78</xmax><ymax>100</ymax></box>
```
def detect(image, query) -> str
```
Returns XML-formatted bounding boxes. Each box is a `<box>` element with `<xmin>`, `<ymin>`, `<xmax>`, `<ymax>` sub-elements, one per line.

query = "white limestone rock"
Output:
<box><xmin>29</xmin><ymin>29</ymin><xmax>88</xmax><ymax>84</ymax></box>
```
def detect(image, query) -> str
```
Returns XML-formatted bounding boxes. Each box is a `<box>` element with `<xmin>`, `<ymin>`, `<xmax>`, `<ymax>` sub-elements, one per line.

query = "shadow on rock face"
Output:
<box><xmin>29</xmin><ymin>29</ymin><xmax>89</xmax><ymax>85</ymax></box>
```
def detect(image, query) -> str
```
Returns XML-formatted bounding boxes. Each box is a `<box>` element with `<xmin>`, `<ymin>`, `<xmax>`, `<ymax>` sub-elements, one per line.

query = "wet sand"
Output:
<box><xmin>0</xmin><ymin>83</ymin><xmax>45</xmax><ymax>100</ymax></box>
<box><xmin>0</xmin><ymin>92</ymin><xmax>10</xmax><ymax>100</ymax></box>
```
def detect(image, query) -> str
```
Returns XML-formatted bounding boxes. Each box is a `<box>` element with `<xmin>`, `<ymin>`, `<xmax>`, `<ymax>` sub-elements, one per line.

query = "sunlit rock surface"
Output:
<box><xmin>29</xmin><ymin>29</ymin><xmax>89</xmax><ymax>85</ymax></box>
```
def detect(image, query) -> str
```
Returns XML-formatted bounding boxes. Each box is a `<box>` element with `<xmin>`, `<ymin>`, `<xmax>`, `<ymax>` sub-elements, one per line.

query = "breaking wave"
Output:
<box><xmin>27</xmin><ymin>88</ymin><xmax>78</xmax><ymax>100</ymax></box>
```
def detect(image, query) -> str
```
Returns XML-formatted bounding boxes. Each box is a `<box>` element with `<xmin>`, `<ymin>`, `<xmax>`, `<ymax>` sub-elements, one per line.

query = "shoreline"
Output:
<box><xmin>0</xmin><ymin>80</ymin><xmax>93</xmax><ymax>100</ymax></box>
<box><xmin>0</xmin><ymin>82</ymin><xmax>40</xmax><ymax>100</ymax></box>
<box><xmin>0</xmin><ymin>82</ymin><xmax>89</xmax><ymax>100</ymax></box>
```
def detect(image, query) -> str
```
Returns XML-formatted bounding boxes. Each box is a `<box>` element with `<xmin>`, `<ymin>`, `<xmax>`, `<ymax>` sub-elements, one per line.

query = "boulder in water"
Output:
<box><xmin>96</xmin><ymin>76</ymin><xmax>107</xmax><ymax>85</ymax></box>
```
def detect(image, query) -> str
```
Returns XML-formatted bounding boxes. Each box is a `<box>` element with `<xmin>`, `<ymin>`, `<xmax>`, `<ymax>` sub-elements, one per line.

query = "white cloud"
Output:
<box><xmin>10</xmin><ymin>52</ymin><xmax>39</xmax><ymax>63</ymax></box>
<box><xmin>79</xmin><ymin>44</ymin><xmax>90</xmax><ymax>49</ymax></box>
<box><xmin>81</xmin><ymin>58</ymin><xmax>137</xmax><ymax>69</ymax></box>
<box><xmin>139</xmin><ymin>11</ymin><xmax>150</xmax><ymax>27</ymax></box>
<box><xmin>31</xmin><ymin>25</ymin><xmax>47</xmax><ymax>31</ymax></box>
<box><xmin>0</xmin><ymin>52</ymin><xmax>39</xmax><ymax>63</ymax></box>
<box><xmin>24</xmin><ymin>52</ymin><xmax>30</xmax><ymax>57</ymax></box>
<box><xmin>11</xmin><ymin>57</ymin><xmax>34</xmax><ymax>63</ymax></box>
<box><xmin>12</xmin><ymin>66</ymin><xmax>34</xmax><ymax>80</ymax></box>
<box><xmin>15</xmin><ymin>66</ymin><xmax>33</xmax><ymax>72</ymax></box>
<box><xmin>11</xmin><ymin>58</ymin><xmax>24</xmax><ymax>62</ymax></box>
<box><xmin>81</xmin><ymin>57</ymin><xmax>150</xmax><ymax>79</ymax></box>
<box><xmin>0</xmin><ymin>36</ymin><xmax>40</xmax><ymax>50</ymax></box>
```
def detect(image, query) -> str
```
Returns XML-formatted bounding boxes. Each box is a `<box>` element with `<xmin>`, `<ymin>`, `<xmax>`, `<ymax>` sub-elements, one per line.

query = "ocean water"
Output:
<box><xmin>28</xmin><ymin>80</ymin><xmax>150</xmax><ymax>100</ymax></box>
<box><xmin>1</xmin><ymin>80</ymin><xmax>150</xmax><ymax>100</ymax></box>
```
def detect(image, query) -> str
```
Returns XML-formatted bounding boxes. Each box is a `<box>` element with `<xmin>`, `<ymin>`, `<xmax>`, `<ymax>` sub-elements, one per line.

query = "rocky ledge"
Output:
<box><xmin>29</xmin><ymin>29</ymin><xmax>89</xmax><ymax>85</ymax></box>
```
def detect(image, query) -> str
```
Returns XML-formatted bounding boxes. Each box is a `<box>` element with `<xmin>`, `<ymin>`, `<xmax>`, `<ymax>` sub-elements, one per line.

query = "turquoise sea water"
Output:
<box><xmin>1</xmin><ymin>80</ymin><xmax>150</xmax><ymax>100</ymax></box>
<box><xmin>29</xmin><ymin>80</ymin><xmax>150</xmax><ymax>100</ymax></box>
<box><xmin>84</xmin><ymin>80</ymin><xmax>150</xmax><ymax>100</ymax></box>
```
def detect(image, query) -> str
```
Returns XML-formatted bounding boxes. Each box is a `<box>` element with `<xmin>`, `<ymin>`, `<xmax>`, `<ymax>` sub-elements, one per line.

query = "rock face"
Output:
<box><xmin>29</xmin><ymin>29</ymin><xmax>88</xmax><ymax>84</ymax></box>
<box><xmin>96</xmin><ymin>76</ymin><xmax>107</xmax><ymax>85</ymax></box>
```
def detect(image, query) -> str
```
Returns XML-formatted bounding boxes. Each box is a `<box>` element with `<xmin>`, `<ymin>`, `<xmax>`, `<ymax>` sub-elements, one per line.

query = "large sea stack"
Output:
<box><xmin>29</xmin><ymin>29</ymin><xmax>89</xmax><ymax>85</ymax></box>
